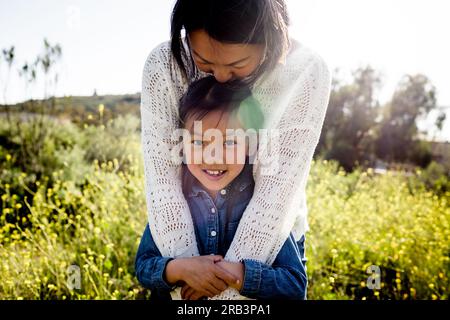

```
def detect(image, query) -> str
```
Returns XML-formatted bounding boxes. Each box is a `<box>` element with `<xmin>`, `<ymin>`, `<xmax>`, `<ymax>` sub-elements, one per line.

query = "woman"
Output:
<box><xmin>140</xmin><ymin>0</ymin><xmax>331</xmax><ymax>299</ymax></box>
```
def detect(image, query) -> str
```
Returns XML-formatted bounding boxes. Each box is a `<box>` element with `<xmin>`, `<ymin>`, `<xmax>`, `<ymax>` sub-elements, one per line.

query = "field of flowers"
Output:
<box><xmin>0</xmin><ymin>114</ymin><xmax>449</xmax><ymax>300</ymax></box>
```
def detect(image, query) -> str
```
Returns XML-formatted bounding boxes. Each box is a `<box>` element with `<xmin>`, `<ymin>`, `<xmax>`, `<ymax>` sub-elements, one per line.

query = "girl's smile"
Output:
<box><xmin>201</xmin><ymin>169</ymin><xmax>228</xmax><ymax>181</ymax></box>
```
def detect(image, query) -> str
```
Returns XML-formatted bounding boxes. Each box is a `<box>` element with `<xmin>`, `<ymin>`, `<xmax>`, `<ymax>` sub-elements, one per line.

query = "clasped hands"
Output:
<box><xmin>165</xmin><ymin>255</ymin><xmax>244</xmax><ymax>300</ymax></box>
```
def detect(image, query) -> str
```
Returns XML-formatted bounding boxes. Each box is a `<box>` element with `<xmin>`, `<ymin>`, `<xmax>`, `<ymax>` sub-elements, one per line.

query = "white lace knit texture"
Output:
<box><xmin>140</xmin><ymin>40</ymin><xmax>331</xmax><ymax>300</ymax></box>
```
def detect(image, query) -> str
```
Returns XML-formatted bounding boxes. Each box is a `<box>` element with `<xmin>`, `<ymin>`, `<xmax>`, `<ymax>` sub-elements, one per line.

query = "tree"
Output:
<box><xmin>1</xmin><ymin>39</ymin><xmax>63</xmax><ymax>179</ymax></box>
<box><xmin>1</xmin><ymin>46</ymin><xmax>15</xmax><ymax>123</ymax></box>
<box><xmin>375</xmin><ymin>74</ymin><xmax>437</xmax><ymax>166</ymax></box>
<box><xmin>317</xmin><ymin>66</ymin><xmax>381</xmax><ymax>171</ymax></box>
<box><xmin>434</xmin><ymin>110</ymin><xmax>447</xmax><ymax>141</ymax></box>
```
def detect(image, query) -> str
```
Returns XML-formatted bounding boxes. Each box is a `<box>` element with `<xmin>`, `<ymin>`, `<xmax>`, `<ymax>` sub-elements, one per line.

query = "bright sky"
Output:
<box><xmin>1</xmin><ymin>0</ymin><xmax>449</xmax><ymax>141</ymax></box>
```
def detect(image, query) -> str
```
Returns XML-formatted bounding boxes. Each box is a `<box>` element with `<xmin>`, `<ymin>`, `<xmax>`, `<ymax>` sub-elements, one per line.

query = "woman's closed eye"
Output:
<box><xmin>196</xmin><ymin>59</ymin><xmax>247</xmax><ymax>71</ymax></box>
<box><xmin>230</xmin><ymin>64</ymin><xmax>248</xmax><ymax>70</ymax></box>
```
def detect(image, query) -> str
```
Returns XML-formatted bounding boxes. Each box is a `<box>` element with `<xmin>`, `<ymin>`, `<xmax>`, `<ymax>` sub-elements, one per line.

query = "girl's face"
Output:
<box><xmin>183</xmin><ymin>109</ymin><xmax>248</xmax><ymax>198</ymax></box>
<box><xmin>188</xmin><ymin>29</ymin><xmax>265</xmax><ymax>83</ymax></box>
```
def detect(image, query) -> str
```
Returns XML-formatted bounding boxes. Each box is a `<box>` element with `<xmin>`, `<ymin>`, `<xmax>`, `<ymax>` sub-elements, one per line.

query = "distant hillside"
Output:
<box><xmin>0</xmin><ymin>93</ymin><xmax>141</xmax><ymax>124</ymax></box>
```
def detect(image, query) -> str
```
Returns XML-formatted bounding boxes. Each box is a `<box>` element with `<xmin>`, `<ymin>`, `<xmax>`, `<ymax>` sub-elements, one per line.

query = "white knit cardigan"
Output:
<box><xmin>140</xmin><ymin>39</ymin><xmax>331</xmax><ymax>299</ymax></box>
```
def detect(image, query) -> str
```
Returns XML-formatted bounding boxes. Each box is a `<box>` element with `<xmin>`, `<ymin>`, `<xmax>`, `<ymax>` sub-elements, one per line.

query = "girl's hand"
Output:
<box><xmin>167</xmin><ymin>255</ymin><xmax>239</xmax><ymax>298</ymax></box>
<box><xmin>181</xmin><ymin>284</ymin><xmax>207</xmax><ymax>300</ymax></box>
<box><xmin>180</xmin><ymin>260</ymin><xmax>245</xmax><ymax>300</ymax></box>
<box><xmin>214</xmin><ymin>261</ymin><xmax>244</xmax><ymax>291</ymax></box>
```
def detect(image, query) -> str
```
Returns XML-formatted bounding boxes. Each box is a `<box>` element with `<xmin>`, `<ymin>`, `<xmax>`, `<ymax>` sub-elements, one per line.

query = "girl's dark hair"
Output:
<box><xmin>171</xmin><ymin>0</ymin><xmax>290</xmax><ymax>85</ymax></box>
<box><xmin>179</xmin><ymin>76</ymin><xmax>264</xmax><ymax>131</ymax></box>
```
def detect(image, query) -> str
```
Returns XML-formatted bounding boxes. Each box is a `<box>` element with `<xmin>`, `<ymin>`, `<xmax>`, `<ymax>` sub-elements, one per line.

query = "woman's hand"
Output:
<box><xmin>180</xmin><ymin>260</ymin><xmax>245</xmax><ymax>300</ymax></box>
<box><xmin>166</xmin><ymin>255</ymin><xmax>239</xmax><ymax>298</ymax></box>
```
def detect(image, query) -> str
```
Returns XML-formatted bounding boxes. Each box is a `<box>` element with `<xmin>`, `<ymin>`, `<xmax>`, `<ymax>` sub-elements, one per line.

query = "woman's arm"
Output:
<box><xmin>227</xmin><ymin>49</ymin><xmax>331</xmax><ymax>264</ymax></box>
<box><xmin>211</xmin><ymin>48</ymin><xmax>331</xmax><ymax>299</ymax></box>
<box><xmin>140</xmin><ymin>44</ymin><xmax>240</xmax><ymax>299</ymax></box>
<box><xmin>140</xmin><ymin>42</ymin><xmax>199</xmax><ymax>259</ymax></box>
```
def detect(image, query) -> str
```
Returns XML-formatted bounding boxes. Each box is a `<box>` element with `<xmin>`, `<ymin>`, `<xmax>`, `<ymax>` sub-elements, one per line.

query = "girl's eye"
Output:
<box><xmin>224</xmin><ymin>140</ymin><xmax>237</xmax><ymax>147</ymax></box>
<box><xmin>192</xmin><ymin>140</ymin><xmax>203</xmax><ymax>147</ymax></box>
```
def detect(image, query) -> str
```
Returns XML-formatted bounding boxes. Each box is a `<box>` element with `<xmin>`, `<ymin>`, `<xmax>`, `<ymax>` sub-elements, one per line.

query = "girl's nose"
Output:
<box><xmin>203</xmin><ymin>142</ymin><xmax>225</xmax><ymax>164</ymax></box>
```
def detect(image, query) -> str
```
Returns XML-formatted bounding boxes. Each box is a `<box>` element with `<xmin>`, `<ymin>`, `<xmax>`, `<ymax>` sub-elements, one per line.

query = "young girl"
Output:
<box><xmin>140</xmin><ymin>0</ymin><xmax>331</xmax><ymax>299</ymax></box>
<box><xmin>136</xmin><ymin>76</ymin><xmax>308</xmax><ymax>300</ymax></box>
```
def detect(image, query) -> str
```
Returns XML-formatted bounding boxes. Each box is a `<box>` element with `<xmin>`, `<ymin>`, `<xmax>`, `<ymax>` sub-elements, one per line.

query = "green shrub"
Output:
<box><xmin>307</xmin><ymin>160</ymin><xmax>449</xmax><ymax>300</ymax></box>
<box><xmin>419</xmin><ymin>161</ymin><xmax>450</xmax><ymax>195</ymax></box>
<box><xmin>82</xmin><ymin>114</ymin><xmax>142</xmax><ymax>172</ymax></box>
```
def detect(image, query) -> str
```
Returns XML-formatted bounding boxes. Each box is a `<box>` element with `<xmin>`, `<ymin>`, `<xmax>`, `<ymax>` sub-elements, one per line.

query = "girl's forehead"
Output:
<box><xmin>186</xmin><ymin>110</ymin><xmax>243</xmax><ymax>134</ymax></box>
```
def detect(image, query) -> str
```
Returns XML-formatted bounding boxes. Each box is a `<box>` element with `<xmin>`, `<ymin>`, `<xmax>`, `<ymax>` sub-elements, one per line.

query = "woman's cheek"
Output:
<box><xmin>235</xmin><ymin>68</ymin><xmax>253</xmax><ymax>79</ymax></box>
<box><xmin>236</xmin><ymin>60</ymin><xmax>261</xmax><ymax>78</ymax></box>
<box><xmin>196</xmin><ymin>64</ymin><xmax>212</xmax><ymax>75</ymax></box>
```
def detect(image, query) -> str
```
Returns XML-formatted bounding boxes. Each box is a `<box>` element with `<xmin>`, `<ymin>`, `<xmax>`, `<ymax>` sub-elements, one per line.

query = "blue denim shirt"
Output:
<box><xmin>135</xmin><ymin>164</ymin><xmax>308</xmax><ymax>300</ymax></box>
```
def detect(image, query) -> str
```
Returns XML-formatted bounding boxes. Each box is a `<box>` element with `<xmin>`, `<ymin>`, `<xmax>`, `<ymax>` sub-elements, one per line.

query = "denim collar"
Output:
<box><xmin>182</xmin><ymin>163</ymin><xmax>254</xmax><ymax>199</ymax></box>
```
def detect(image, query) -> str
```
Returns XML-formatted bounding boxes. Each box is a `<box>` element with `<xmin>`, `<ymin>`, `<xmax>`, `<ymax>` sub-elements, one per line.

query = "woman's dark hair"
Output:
<box><xmin>171</xmin><ymin>0</ymin><xmax>290</xmax><ymax>85</ymax></box>
<box><xmin>179</xmin><ymin>76</ymin><xmax>264</xmax><ymax>131</ymax></box>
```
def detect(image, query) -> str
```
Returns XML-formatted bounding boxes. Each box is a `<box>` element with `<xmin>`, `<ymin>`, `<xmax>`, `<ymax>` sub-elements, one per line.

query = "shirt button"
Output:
<box><xmin>220</xmin><ymin>189</ymin><xmax>227</xmax><ymax>195</ymax></box>
<box><xmin>211</xmin><ymin>208</ymin><xmax>216</xmax><ymax>214</ymax></box>
<box><xmin>210</xmin><ymin>230</ymin><xmax>217</xmax><ymax>237</ymax></box>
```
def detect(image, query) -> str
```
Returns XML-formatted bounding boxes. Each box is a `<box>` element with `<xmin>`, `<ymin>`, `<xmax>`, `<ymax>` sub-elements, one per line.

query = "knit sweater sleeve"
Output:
<box><xmin>210</xmin><ymin>46</ymin><xmax>331</xmax><ymax>300</ymax></box>
<box><xmin>140</xmin><ymin>42</ymin><xmax>199</xmax><ymax>259</ymax></box>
